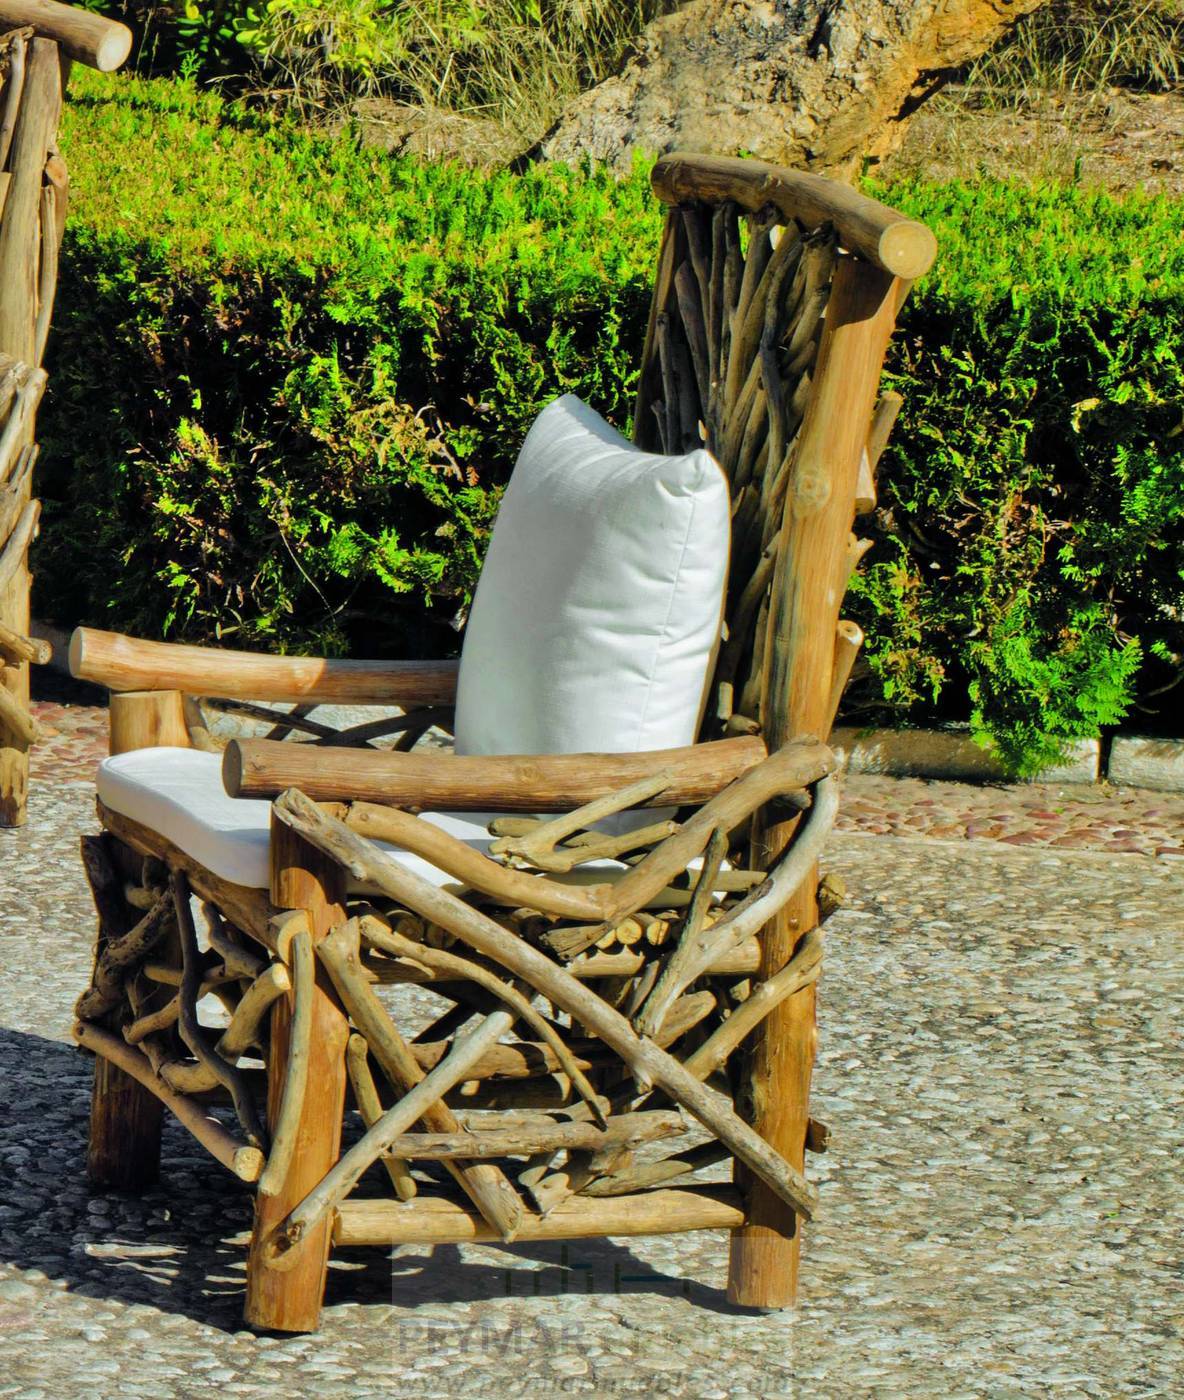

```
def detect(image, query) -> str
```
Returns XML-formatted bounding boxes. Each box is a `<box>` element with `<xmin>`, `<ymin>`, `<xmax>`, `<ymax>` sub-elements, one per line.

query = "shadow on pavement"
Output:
<box><xmin>0</xmin><ymin>1027</ymin><xmax>740</xmax><ymax>1332</ymax></box>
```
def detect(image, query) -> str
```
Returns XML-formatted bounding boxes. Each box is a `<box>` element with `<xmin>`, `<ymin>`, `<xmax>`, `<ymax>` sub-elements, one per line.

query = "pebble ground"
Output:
<box><xmin>0</xmin><ymin>697</ymin><xmax>1179</xmax><ymax>1397</ymax></box>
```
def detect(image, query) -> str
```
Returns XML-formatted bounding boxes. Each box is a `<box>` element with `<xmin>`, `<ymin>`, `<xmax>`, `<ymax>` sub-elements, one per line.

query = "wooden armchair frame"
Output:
<box><xmin>68</xmin><ymin>152</ymin><xmax>935</xmax><ymax>1332</ymax></box>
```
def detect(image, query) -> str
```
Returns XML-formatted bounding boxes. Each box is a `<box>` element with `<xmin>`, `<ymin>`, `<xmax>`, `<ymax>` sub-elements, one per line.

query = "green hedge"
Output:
<box><xmin>855</xmin><ymin>176</ymin><xmax>1184</xmax><ymax>770</ymax></box>
<box><xmin>39</xmin><ymin>72</ymin><xmax>1184</xmax><ymax>772</ymax></box>
<box><xmin>45</xmin><ymin>72</ymin><xmax>657</xmax><ymax>658</ymax></box>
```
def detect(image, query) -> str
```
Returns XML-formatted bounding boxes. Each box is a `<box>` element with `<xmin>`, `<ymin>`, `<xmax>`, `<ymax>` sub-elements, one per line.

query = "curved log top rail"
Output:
<box><xmin>0</xmin><ymin>0</ymin><xmax>132</xmax><ymax>71</ymax></box>
<box><xmin>70</xmin><ymin>627</ymin><xmax>460</xmax><ymax>707</ymax></box>
<box><xmin>652</xmin><ymin>152</ymin><xmax>937</xmax><ymax>280</ymax></box>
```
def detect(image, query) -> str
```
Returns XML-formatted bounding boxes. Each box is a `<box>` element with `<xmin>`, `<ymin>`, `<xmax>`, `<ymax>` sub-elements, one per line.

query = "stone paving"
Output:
<box><xmin>0</xmin><ymin>697</ymin><xmax>1180</xmax><ymax>1396</ymax></box>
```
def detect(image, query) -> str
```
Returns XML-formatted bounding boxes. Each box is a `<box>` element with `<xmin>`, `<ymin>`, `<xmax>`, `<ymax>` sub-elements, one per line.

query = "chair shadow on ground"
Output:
<box><xmin>0</xmin><ymin>1026</ymin><xmax>745</xmax><ymax>1332</ymax></box>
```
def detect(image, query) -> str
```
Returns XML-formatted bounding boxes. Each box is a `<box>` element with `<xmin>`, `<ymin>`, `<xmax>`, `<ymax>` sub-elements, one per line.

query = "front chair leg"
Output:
<box><xmin>86</xmin><ymin>693</ymin><xmax>194</xmax><ymax>1188</ymax></box>
<box><xmin>244</xmin><ymin>816</ymin><xmax>350</xmax><ymax>1333</ymax></box>
<box><xmin>727</xmin><ymin>864</ymin><xmax>818</xmax><ymax>1308</ymax></box>
<box><xmin>82</xmin><ymin>830</ymin><xmax>167</xmax><ymax>1190</ymax></box>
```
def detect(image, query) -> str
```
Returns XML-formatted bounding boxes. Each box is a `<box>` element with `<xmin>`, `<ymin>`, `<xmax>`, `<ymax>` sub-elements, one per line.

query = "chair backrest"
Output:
<box><xmin>632</xmin><ymin>153</ymin><xmax>936</xmax><ymax>754</ymax></box>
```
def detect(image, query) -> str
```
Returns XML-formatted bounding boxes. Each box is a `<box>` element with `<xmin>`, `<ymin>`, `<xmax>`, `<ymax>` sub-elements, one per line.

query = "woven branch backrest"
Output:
<box><xmin>634</xmin><ymin>202</ymin><xmax>838</xmax><ymax>736</ymax></box>
<box><xmin>633</xmin><ymin>154</ymin><xmax>936</xmax><ymax>750</ymax></box>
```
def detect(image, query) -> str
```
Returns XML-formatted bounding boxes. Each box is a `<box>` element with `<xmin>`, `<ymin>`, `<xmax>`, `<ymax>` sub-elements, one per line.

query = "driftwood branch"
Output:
<box><xmin>488</xmin><ymin>768</ymin><xmax>675</xmax><ymax>864</ymax></box>
<box><xmin>601</xmin><ymin>739</ymin><xmax>833</xmax><ymax>923</ymax></box>
<box><xmin>124</xmin><ymin>961</ymin><xmax>288</xmax><ymax>1051</ymax></box>
<box><xmin>346</xmin><ymin>1035</ymin><xmax>417</xmax><ymax>1201</ymax></box>
<box><xmin>684</xmin><ymin>930</ymin><xmax>823</xmax><ymax>1081</ymax></box>
<box><xmin>275</xmin><ymin>788</ymin><xmax>819</xmax><ymax>1221</ymax></box>
<box><xmin>360</xmin><ymin>917</ymin><xmax>606</xmax><ymax>1124</ymax></box>
<box><xmin>583</xmin><ymin>1140</ymin><xmax>729</xmax><ymax>1197</ymax></box>
<box><xmin>75</xmin><ymin>889</ymin><xmax>173</xmax><ymax>1020</ymax></box>
<box><xmin>258</xmin><ymin>927</ymin><xmax>313</xmax><ymax>1198</ymax></box>
<box><xmin>334</xmin><ymin>1185</ymin><xmax>745</xmax><ymax>1247</ymax></box>
<box><xmin>0</xmin><ymin>619</ymin><xmax>48</xmax><ymax>664</ymax></box>
<box><xmin>826</xmin><ymin>620</ymin><xmax>863</xmax><ymax>730</ymax></box>
<box><xmin>267</xmin><ymin>1007</ymin><xmax>521</xmax><ymax>1258</ymax></box>
<box><xmin>634</xmin><ymin>826</ymin><xmax>729</xmax><ymax>1039</ymax></box>
<box><xmin>652</xmin><ymin>773</ymin><xmax>839</xmax><ymax>982</ymax></box>
<box><xmin>171</xmin><ymin>872</ymin><xmax>266</xmax><ymax>1149</ymax></box>
<box><xmin>73</xmin><ymin>1020</ymin><xmax>263</xmax><ymax>1181</ymax></box>
<box><xmin>345</xmin><ymin>802</ymin><xmax>609</xmax><ymax>920</ymax></box>
<box><xmin>0</xmin><ymin>497</ymin><xmax>39</xmax><ymax>590</ymax></box>
<box><xmin>220</xmin><ymin>962</ymin><xmax>290</xmax><ymax>1057</ymax></box>
<box><xmin>375</xmin><ymin>1111</ymin><xmax>683</xmax><ymax>1161</ymax></box>
<box><xmin>0</xmin><ymin>679</ymin><xmax>37</xmax><ymax>745</ymax></box>
<box><xmin>204</xmin><ymin>904</ymin><xmax>265</xmax><ymax>979</ymax></box>
<box><xmin>314</xmin><ymin>917</ymin><xmax>525</xmax><ymax>1241</ymax></box>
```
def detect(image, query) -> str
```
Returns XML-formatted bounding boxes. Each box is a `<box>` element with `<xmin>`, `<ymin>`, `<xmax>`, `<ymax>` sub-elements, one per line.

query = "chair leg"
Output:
<box><xmin>726</xmin><ymin>898</ymin><xmax>817</xmax><ymax>1309</ymax></box>
<box><xmin>81</xmin><ymin>827</ymin><xmax>167</xmax><ymax>1191</ymax></box>
<box><xmin>84</xmin><ymin>693</ymin><xmax>191</xmax><ymax>1189</ymax></box>
<box><xmin>244</xmin><ymin>815</ymin><xmax>349</xmax><ymax>1333</ymax></box>
<box><xmin>244</xmin><ymin>985</ymin><xmax>349</xmax><ymax>1332</ymax></box>
<box><xmin>87</xmin><ymin>1057</ymin><xmax>164</xmax><ymax>1190</ymax></box>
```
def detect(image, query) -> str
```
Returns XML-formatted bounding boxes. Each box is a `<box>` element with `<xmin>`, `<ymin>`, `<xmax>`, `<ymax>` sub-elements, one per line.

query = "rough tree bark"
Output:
<box><xmin>540</xmin><ymin>0</ymin><xmax>1051</xmax><ymax>174</ymax></box>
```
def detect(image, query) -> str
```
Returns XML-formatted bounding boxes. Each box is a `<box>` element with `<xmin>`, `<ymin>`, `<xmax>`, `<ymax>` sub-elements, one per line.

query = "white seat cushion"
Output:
<box><xmin>97</xmin><ymin>747</ymin><xmax>504</xmax><ymax>892</ymax></box>
<box><xmin>454</xmin><ymin>394</ymin><xmax>729</xmax><ymax>757</ymax></box>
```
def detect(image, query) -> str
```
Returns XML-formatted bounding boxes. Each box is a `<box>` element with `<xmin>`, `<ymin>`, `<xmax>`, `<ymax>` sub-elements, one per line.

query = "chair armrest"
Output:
<box><xmin>222</xmin><ymin>735</ymin><xmax>771</xmax><ymax>810</ymax></box>
<box><xmin>69</xmin><ymin>628</ymin><xmax>458</xmax><ymax>708</ymax></box>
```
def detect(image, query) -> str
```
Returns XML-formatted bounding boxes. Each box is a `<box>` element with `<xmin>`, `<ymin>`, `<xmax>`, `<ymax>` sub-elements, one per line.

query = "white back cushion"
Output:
<box><xmin>455</xmin><ymin>394</ymin><xmax>729</xmax><ymax>757</ymax></box>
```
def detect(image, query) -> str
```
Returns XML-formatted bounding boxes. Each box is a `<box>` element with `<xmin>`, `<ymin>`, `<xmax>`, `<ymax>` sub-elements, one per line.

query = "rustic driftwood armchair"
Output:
<box><xmin>68</xmin><ymin>153</ymin><xmax>936</xmax><ymax>1332</ymax></box>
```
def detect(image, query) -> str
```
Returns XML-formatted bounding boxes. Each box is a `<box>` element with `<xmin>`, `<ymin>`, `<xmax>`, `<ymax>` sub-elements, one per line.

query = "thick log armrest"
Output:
<box><xmin>265</xmin><ymin>734</ymin><xmax>835</xmax><ymax>933</ymax></box>
<box><xmin>223</xmin><ymin>735</ymin><xmax>778</xmax><ymax>811</ymax></box>
<box><xmin>69</xmin><ymin>627</ymin><xmax>459</xmax><ymax>708</ymax></box>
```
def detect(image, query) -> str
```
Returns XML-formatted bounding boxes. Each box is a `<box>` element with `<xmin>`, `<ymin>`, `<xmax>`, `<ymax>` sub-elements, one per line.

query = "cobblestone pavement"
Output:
<box><xmin>0</xmin><ymin>703</ymin><xmax>1180</xmax><ymax>1396</ymax></box>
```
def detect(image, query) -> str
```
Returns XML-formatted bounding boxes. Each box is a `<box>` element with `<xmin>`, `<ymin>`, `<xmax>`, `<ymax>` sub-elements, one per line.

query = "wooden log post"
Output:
<box><xmin>244</xmin><ymin>816</ymin><xmax>349</xmax><ymax>1333</ymax></box>
<box><xmin>727</xmin><ymin>257</ymin><xmax>905</xmax><ymax>1309</ymax></box>
<box><xmin>0</xmin><ymin>7</ymin><xmax>131</xmax><ymax>825</ymax></box>
<box><xmin>109</xmin><ymin>689</ymin><xmax>191</xmax><ymax>755</ymax></box>
<box><xmin>86</xmin><ymin>692</ymin><xmax>192</xmax><ymax>1187</ymax></box>
<box><xmin>87</xmin><ymin>1028</ymin><xmax>166</xmax><ymax>1191</ymax></box>
<box><xmin>0</xmin><ymin>36</ymin><xmax>58</xmax><ymax>825</ymax></box>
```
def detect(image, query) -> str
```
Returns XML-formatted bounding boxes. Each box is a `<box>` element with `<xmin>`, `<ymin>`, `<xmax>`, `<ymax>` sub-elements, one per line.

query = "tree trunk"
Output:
<box><xmin>539</xmin><ymin>0</ymin><xmax>1050</xmax><ymax>175</ymax></box>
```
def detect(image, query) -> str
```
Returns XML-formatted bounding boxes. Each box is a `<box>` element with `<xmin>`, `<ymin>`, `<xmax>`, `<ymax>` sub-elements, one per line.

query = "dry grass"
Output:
<box><xmin>251</xmin><ymin>0</ymin><xmax>682</xmax><ymax>152</ymax></box>
<box><xmin>966</xmin><ymin>0</ymin><xmax>1183</xmax><ymax>99</ymax></box>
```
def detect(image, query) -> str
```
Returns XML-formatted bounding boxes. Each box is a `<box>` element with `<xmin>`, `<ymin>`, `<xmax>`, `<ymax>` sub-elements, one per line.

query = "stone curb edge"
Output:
<box><xmin>832</xmin><ymin>728</ymin><xmax>1184</xmax><ymax>793</ymax></box>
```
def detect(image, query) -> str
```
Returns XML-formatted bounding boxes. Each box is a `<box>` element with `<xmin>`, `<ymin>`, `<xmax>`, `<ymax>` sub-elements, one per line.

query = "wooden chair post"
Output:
<box><xmin>244</xmin><ymin>814</ymin><xmax>349</xmax><ymax>1333</ymax></box>
<box><xmin>87</xmin><ymin>690</ymin><xmax>191</xmax><ymax>1188</ymax></box>
<box><xmin>727</xmin><ymin>257</ymin><xmax>905</xmax><ymax>1308</ymax></box>
<box><xmin>0</xmin><ymin>6</ymin><xmax>132</xmax><ymax>825</ymax></box>
<box><xmin>109</xmin><ymin>689</ymin><xmax>191</xmax><ymax>754</ymax></box>
<box><xmin>0</xmin><ymin>35</ymin><xmax>60</xmax><ymax>826</ymax></box>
